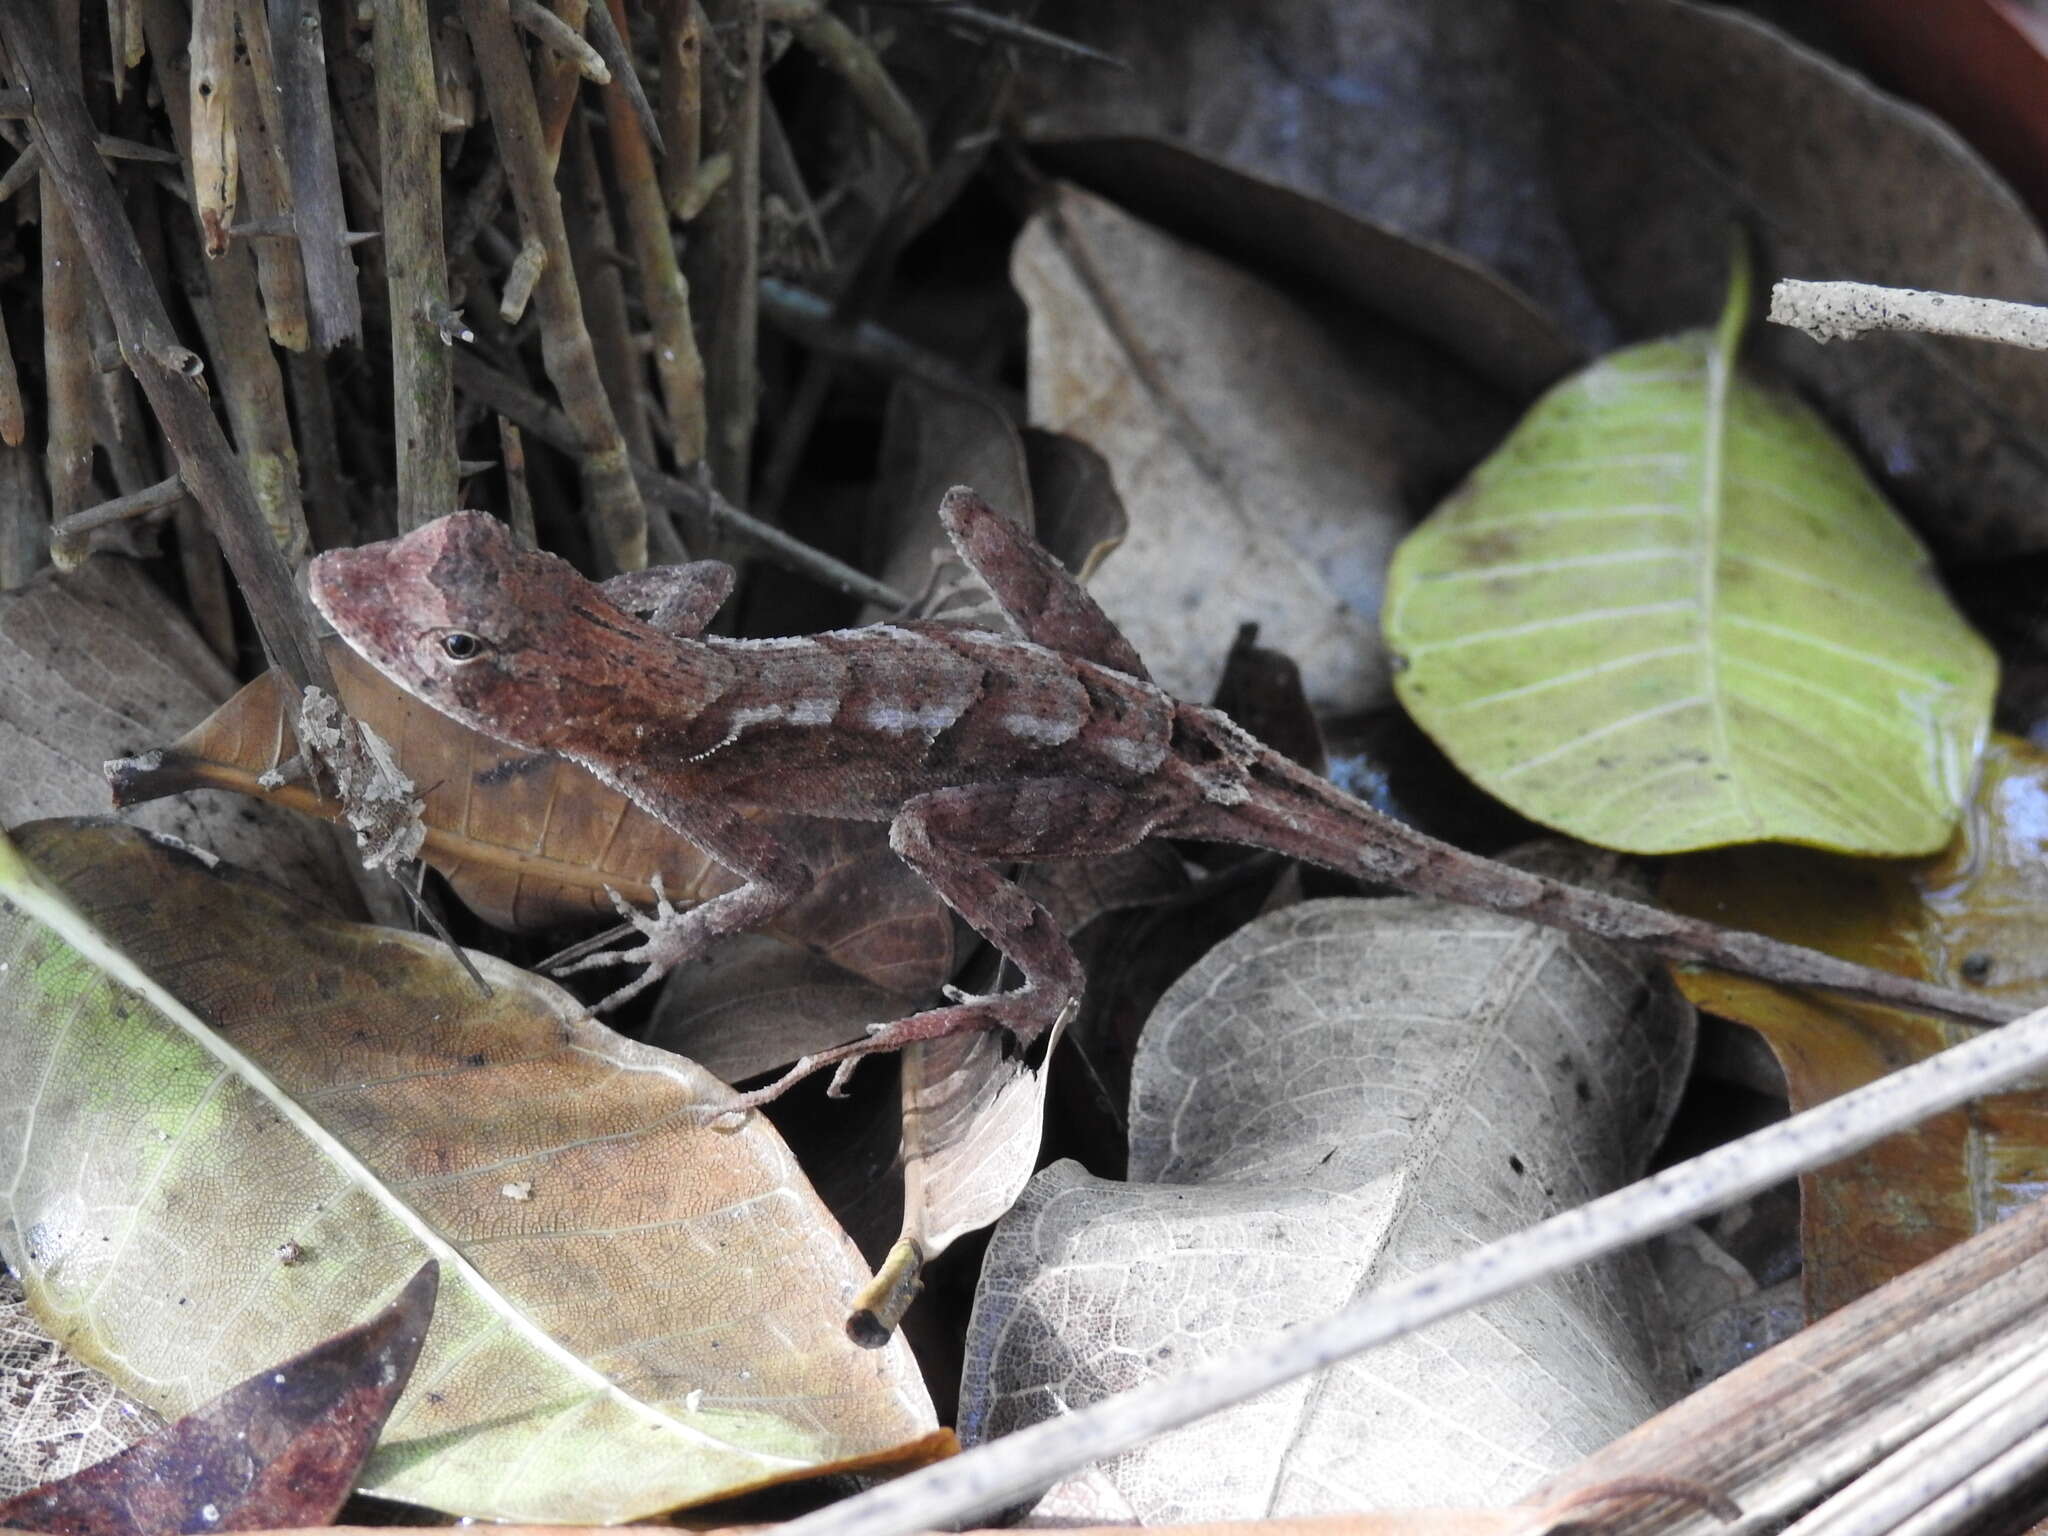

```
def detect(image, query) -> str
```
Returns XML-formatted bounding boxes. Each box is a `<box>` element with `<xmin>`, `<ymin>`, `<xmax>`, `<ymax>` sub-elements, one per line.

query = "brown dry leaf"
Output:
<box><xmin>1015</xmin><ymin>182</ymin><xmax>1507</xmax><ymax>712</ymax></box>
<box><xmin>962</xmin><ymin>850</ymin><xmax>1694</xmax><ymax>1520</ymax></box>
<box><xmin>0</xmin><ymin>556</ymin><xmax>353</xmax><ymax>907</ymax></box>
<box><xmin>1661</xmin><ymin>734</ymin><xmax>2048</xmax><ymax>1318</ymax></box>
<box><xmin>109</xmin><ymin>639</ymin><xmax>955</xmax><ymax>996</ymax></box>
<box><xmin>0</xmin><ymin>1265</ymin><xmax>436</xmax><ymax>1535</ymax></box>
<box><xmin>1527</xmin><ymin>0</ymin><xmax>2048</xmax><ymax>560</ymax></box>
<box><xmin>0</xmin><ymin>819</ymin><xmax>944</xmax><ymax>1522</ymax></box>
<box><xmin>1010</xmin><ymin>0</ymin><xmax>1606</xmax><ymax>362</ymax></box>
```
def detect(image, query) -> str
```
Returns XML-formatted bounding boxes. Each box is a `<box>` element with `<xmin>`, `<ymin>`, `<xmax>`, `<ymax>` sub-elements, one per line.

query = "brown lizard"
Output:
<box><xmin>308</xmin><ymin>490</ymin><xmax>2012</xmax><ymax>1108</ymax></box>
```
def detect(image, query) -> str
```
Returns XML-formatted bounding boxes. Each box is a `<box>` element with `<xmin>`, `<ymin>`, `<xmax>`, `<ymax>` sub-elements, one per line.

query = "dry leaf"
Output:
<box><xmin>0</xmin><ymin>1265</ymin><xmax>436</xmax><ymax>1535</ymax></box>
<box><xmin>1</xmin><ymin>1273</ymin><xmax>163</xmax><ymax>1499</ymax></box>
<box><xmin>108</xmin><ymin>640</ymin><xmax>955</xmax><ymax>996</ymax></box>
<box><xmin>962</xmin><ymin>857</ymin><xmax>1693</xmax><ymax>1519</ymax></box>
<box><xmin>1015</xmin><ymin>182</ymin><xmax>1504</xmax><ymax>712</ymax></box>
<box><xmin>0</xmin><ymin>820</ymin><xmax>944</xmax><ymax>1522</ymax></box>
<box><xmin>1661</xmin><ymin>734</ymin><xmax>2048</xmax><ymax>1316</ymax></box>
<box><xmin>0</xmin><ymin>557</ymin><xmax>352</xmax><ymax>908</ymax></box>
<box><xmin>1528</xmin><ymin>0</ymin><xmax>2048</xmax><ymax>560</ymax></box>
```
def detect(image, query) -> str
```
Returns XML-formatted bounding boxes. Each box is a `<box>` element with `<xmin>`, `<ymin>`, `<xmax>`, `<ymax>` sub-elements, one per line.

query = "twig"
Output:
<box><xmin>144</xmin><ymin>0</ymin><xmax>313</xmax><ymax>567</ymax></box>
<box><xmin>48</xmin><ymin>471</ymin><xmax>185</xmax><ymax>568</ymax></box>
<box><xmin>230</xmin><ymin>0</ymin><xmax>311</xmax><ymax>351</ymax></box>
<box><xmin>266</xmin><ymin>0</ymin><xmax>360</xmax><ymax>349</ymax></box>
<box><xmin>285</xmin><ymin>348</ymin><xmax>352</xmax><ymax>551</ymax></box>
<box><xmin>465</xmin><ymin>0</ymin><xmax>647</xmax><ymax>572</ymax></box>
<box><xmin>375</xmin><ymin>0</ymin><xmax>461</xmax><ymax>531</ymax></box>
<box><xmin>759</xmin><ymin>0</ymin><xmax>928</xmax><ymax>176</ymax></box>
<box><xmin>0</xmin><ymin>0</ymin><xmax>331</xmax><ymax>690</ymax></box>
<box><xmin>1769</xmin><ymin>279</ymin><xmax>2048</xmax><ymax>350</ymax></box>
<box><xmin>0</xmin><ymin>298</ymin><xmax>23</xmax><ymax>447</ymax></box>
<box><xmin>528</xmin><ymin>0</ymin><xmax>589</xmax><ymax>175</ymax></box>
<box><xmin>451</xmin><ymin>349</ymin><xmax>910</xmax><ymax>607</ymax></box>
<box><xmin>0</xmin><ymin>441</ymin><xmax>48</xmax><ymax>589</ymax></box>
<box><xmin>863</xmin><ymin>0</ymin><xmax>1130</xmax><ymax>68</ymax></box>
<box><xmin>759</xmin><ymin>97</ymin><xmax>830</xmax><ymax>265</ymax></box>
<box><xmin>760</xmin><ymin>276</ymin><xmax>1017</xmax><ymax>411</ymax></box>
<box><xmin>0</xmin><ymin>139</ymin><xmax>38</xmax><ymax>201</ymax></box>
<box><xmin>603</xmin><ymin>0</ymin><xmax>706</xmax><ymax>464</ymax></box>
<box><xmin>655</xmin><ymin>0</ymin><xmax>701</xmax><ymax>215</ymax></box>
<box><xmin>694</xmin><ymin>0</ymin><xmax>762</xmax><ymax>504</ymax></box>
<box><xmin>562</xmin><ymin>110</ymin><xmax>652</xmax><ymax>465</ymax></box>
<box><xmin>508</xmin><ymin>0</ymin><xmax>608</xmax><ymax>81</ymax></box>
<box><xmin>582</xmin><ymin>0</ymin><xmax>661</xmax><ymax>155</ymax></box>
<box><xmin>188</xmin><ymin>0</ymin><xmax>237</xmax><ymax>255</ymax></box>
<box><xmin>771</xmin><ymin>1003</ymin><xmax>2048</xmax><ymax>1536</ymax></box>
<box><xmin>498</xmin><ymin>417</ymin><xmax>535</xmax><ymax>546</ymax></box>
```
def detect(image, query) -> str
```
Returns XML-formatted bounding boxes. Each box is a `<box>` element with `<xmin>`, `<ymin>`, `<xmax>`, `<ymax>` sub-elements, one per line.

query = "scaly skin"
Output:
<box><xmin>309</xmin><ymin>490</ymin><xmax>2012</xmax><ymax>1106</ymax></box>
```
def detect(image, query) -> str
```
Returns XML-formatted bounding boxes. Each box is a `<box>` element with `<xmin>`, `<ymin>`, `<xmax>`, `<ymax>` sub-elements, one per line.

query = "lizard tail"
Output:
<box><xmin>1162</xmin><ymin>704</ymin><xmax>2011</xmax><ymax>1029</ymax></box>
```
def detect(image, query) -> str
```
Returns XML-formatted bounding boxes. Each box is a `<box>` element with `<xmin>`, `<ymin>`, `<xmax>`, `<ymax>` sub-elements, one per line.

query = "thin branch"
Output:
<box><xmin>1769</xmin><ymin>279</ymin><xmax>2048</xmax><ymax>350</ymax></box>
<box><xmin>466</xmin><ymin>0</ymin><xmax>647</xmax><ymax>572</ymax></box>
<box><xmin>375</xmin><ymin>0</ymin><xmax>461</xmax><ymax>531</ymax></box>
<box><xmin>0</xmin><ymin>0</ymin><xmax>331</xmax><ymax>691</ymax></box>
<box><xmin>760</xmin><ymin>0</ymin><xmax>928</xmax><ymax>176</ymax></box>
<box><xmin>694</xmin><ymin>0</ymin><xmax>761</xmax><ymax>505</ymax></box>
<box><xmin>770</xmin><ymin>1002</ymin><xmax>2048</xmax><ymax>1536</ymax></box>
<box><xmin>265</xmin><ymin>0</ymin><xmax>360</xmax><ymax>349</ymax></box>
<box><xmin>48</xmin><ymin>471</ymin><xmax>185</xmax><ymax>567</ymax></box>
<box><xmin>508</xmin><ymin>0</ymin><xmax>608</xmax><ymax>80</ymax></box>
<box><xmin>655</xmin><ymin>0</ymin><xmax>700</xmax><ymax>215</ymax></box>
<box><xmin>582</xmin><ymin>0</ymin><xmax>661</xmax><ymax>155</ymax></box>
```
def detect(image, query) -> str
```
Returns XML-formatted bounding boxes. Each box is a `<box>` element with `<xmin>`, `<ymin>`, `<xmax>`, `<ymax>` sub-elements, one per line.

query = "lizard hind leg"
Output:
<box><xmin>722</xmin><ymin>777</ymin><xmax>1175</xmax><ymax>1112</ymax></box>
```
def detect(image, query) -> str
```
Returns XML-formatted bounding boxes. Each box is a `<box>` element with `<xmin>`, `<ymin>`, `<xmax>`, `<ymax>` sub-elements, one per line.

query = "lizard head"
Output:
<box><xmin>310</xmin><ymin>510</ymin><xmax>657</xmax><ymax>753</ymax></box>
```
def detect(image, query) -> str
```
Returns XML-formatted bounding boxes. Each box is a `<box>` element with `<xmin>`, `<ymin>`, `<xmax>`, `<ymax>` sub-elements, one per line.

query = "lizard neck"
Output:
<box><xmin>521</xmin><ymin>631</ymin><xmax>735</xmax><ymax>765</ymax></box>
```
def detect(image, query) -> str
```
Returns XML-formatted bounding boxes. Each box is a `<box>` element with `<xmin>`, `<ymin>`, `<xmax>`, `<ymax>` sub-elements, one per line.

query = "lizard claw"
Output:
<box><xmin>551</xmin><ymin>875</ymin><xmax>705</xmax><ymax>1010</ymax></box>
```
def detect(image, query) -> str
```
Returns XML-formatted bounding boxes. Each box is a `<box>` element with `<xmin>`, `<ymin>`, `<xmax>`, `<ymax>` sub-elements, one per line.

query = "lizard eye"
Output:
<box><xmin>440</xmin><ymin>631</ymin><xmax>487</xmax><ymax>662</ymax></box>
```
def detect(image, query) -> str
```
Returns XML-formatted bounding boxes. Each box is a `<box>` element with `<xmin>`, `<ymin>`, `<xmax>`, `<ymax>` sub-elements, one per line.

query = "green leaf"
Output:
<box><xmin>1382</xmin><ymin>263</ymin><xmax>1995</xmax><ymax>856</ymax></box>
<box><xmin>0</xmin><ymin>821</ymin><xmax>945</xmax><ymax>1523</ymax></box>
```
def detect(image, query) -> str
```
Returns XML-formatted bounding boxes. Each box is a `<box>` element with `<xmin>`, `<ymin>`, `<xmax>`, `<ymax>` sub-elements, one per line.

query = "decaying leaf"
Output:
<box><xmin>961</xmin><ymin>856</ymin><xmax>1694</xmax><ymax>1520</ymax></box>
<box><xmin>1015</xmin><ymin>181</ymin><xmax>1507</xmax><ymax>712</ymax></box>
<box><xmin>107</xmin><ymin>639</ymin><xmax>955</xmax><ymax>996</ymax></box>
<box><xmin>0</xmin><ymin>820</ymin><xmax>945</xmax><ymax>1523</ymax></box>
<box><xmin>0</xmin><ymin>557</ymin><xmax>353</xmax><ymax>910</ymax></box>
<box><xmin>1011</xmin><ymin>0</ymin><xmax>1610</xmax><ymax>356</ymax></box>
<box><xmin>1</xmin><ymin>1274</ymin><xmax>162</xmax><ymax>1499</ymax></box>
<box><xmin>1527</xmin><ymin>0</ymin><xmax>2048</xmax><ymax>561</ymax></box>
<box><xmin>1661</xmin><ymin>734</ymin><xmax>2048</xmax><ymax>1316</ymax></box>
<box><xmin>1384</xmin><ymin>259</ymin><xmax>1996</xmax><ymax>857</ymax></box>
<box><xmin>0</xmin><ymin>1264</ymin><xmax>437</xmax><ymax>1535</ymax></box>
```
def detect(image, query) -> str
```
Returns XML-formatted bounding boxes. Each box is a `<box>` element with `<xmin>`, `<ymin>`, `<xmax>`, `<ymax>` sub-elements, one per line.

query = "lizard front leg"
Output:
<box><xmin>553</xmin><ymin>799</ymin><xmax>813</xmax><ymax>1011</ymax></box>
<box><xmin>727</xmin><ymin>777</ymin><xmax>1178</xmax><ymax>1109</ymax></box>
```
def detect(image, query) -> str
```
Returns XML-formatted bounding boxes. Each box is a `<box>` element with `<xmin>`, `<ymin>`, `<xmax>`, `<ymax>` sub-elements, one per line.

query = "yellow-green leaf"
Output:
<box><xmin>0</xmin><ymin>821</ymin><xmax>946</xmax><ymax>1523</ymax></box>
<box><xmin>1383</xmin><ymin>268</ymin><xmax>1994</xmax><ymax>855</ymax></box>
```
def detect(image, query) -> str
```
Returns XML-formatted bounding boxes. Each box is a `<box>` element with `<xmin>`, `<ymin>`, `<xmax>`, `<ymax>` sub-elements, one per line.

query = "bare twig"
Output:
<box><xmin>0</xmin><ymin>300</ymin><xmax>23</xmax><ymax>447</ymax></box>
<box><xmin>40</xmin><ymin>0</ymin><xmax>95</xmax><ymax>535</ymax></box>
<box><xmin>266</xmin><ymin>0</ymin><xmax>362</xmax><ymax>349</ymax></box>
<box><xmin>465</xmin><ymin>0</ymin><xmax>647</xmax><ymax>572</ymax></box>
<box><xmin>581</xmin><ymin>0</ymin><xmax>661</xmax><ymax>155</ymax></box>
<box><xmin>498</xmin><ymin>417</ymin><xmax>536</xmax><ymax>546</ymax></box>
<box><xmin>655</xmin><ymin>0</ymin><xmax>701</xmax><ymax>215</ymax></box>
<box><xmin>0</xmin><ymin>441</ymin><xmax>48</xmax><ymax>589</ymax></box>
<box><xmin>1</xmin><ymin>0</ymin><xmax>331</xmax><ymax>691</ymax></box>
<box><xmin>694</xmin><ymin>0</ymin><xmax>762</xmax><ymax>505</ymax></box>
<box><xmin>863</xmin><ymin>0</ymin><xmax>1129</xmax><ymax>68</ymax></box>
<box><xmin>761</xmin><ymin>276</ymin><xmax>1017</xmax><ymax>410</ymax></box>
<box><xmin>562</xmin><ymin>110</ymin><xmax>653</xmax><ymax>466</ymax></box>
<box><xmin>0</xmin><ymin>140</ymin><xmax>38</xmax><ymax>202</ymax></box>
<box><xmin>770</xmin><ymin>1005</ymin><xmax>2048</xmax><ymax>1536</ymax></box>
<box><xmin>509</xmin><ymin>0</ymin><xmax>608</xmax><ymax>80</ymax></box>
<box><xmin>229</xmin><ymin>0</ymin><xmax>312</xmax><ymax>351</ymax></box>
<box><xmin>604</xmin><ymin>0</ymin><xmax>706</xmax><ymax>464</ymax></box>
<box><xmin>1769</xmin><ymin>279</ymin><xmax>2048</xmax><ymax>350</ymax></box>
<box><xmin>48</xmin><ymin>471</ymin><xmax>185</xmax><ymax>568</ymax></box>
<box><xmin>188</xmin><ymin>0</ymin><xmax>237</xmax><ymax>254</ymax></box>
<box><xmin>376</xmin><ymin>0</ymin><xmax>461</xmax><ymax>532</ymax></box>
<box><xmin>760</xmin><ymin>0</ymin><xmax>929</xmax><ymax>176</ymax></box>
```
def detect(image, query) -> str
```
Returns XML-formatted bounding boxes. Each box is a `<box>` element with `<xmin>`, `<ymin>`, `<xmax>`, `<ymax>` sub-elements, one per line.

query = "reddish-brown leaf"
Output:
<box><xmin>0</xmin><ymin>1264</ymin><xmax>437</xmax><ymax>1535</ymax></box>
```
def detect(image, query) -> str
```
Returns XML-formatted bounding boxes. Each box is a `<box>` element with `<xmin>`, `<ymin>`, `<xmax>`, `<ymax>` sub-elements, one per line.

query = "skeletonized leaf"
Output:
<box><xmin>961</xmin><ymin>852</ymin><xmax>1693</xmax><ymax>1520</ymax></box>
<box><xmin>108</xmin><ymin>640</ymin><xmax>955</xmax><ymax>995</ymax></box>
<box><xmin>1661</xmin><ymin>734</ymin><xmax>2048</xmax><ymax>1317</ymax></box>
<box><xmin>1016</xmin><ymin>182</ymin><xmax>1506</xmax><ymax>711</ymax></box>
<box><xmin>1</xmin><ymin>1274</ymin><xmax>163</xmax><ymax>1498</ymax></box>
<box><xmin>0</xmin><ymin>820</ymin><xmax>944</xmax><ymax>1523</ymax></box>
<box><xmin>0</xmin><ymin>1264</ymin><xmax>436</xmax><ymax>1535</ymax></box>
<box><xmin>1384</xmin><ymin>268</ymin><xmax>1995</xmax><ymax>856</ymax></box>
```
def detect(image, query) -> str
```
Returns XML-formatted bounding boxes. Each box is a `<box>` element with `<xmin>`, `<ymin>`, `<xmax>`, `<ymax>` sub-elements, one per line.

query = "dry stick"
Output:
<box><xmin>760</xmin><ymin>0</ymin><xmax>929</xmax><ymax>176</ymax></box>
<box><xmin>0</xmin><ymin>292</ymin><xmax>22</xmax><ymax>448</ymax></box>
<box><xmin>582</xmin><ymin>0</ymin><xmax>661</xmax><ymax>156</ymax></box>
<box><xmin>40</xmin><ymin>0</ymin><xmax>94</xmax><ymax>535</ymax></box>
<box><xmin>142</xmin><ymin>0</ymin><xmax>312</xmax><ymax>568</ymax></box>
<box><xmin>465</xmin><ymin>0</ymin><xmax>648</xmax><ymax>574</ymax></box>
<box><xmin>563</xmin><ymin>111</ymin><xmax>653</xmax><ymax>468</ymax></box>
<box><xmin>0</xmin><ymin>441</ymin><xmax>47</xmax><ymax>589</ymax></box>
<box><xmin>529</xmin><ymin>0</ymin><xmax>588</xmax><ymax>174</ymax></box>
<box><xmin>509</xmin><ymin>0</ymin><xmax>608</xmax><ymax>80</ymax></box>
<box><xmin>48</xmin><ymin>471</ymin><xmax>185</xmax><ymax>566</ymax></box>
<box><xmin>451</xmin><ymin>348</ymin><xmax>910</xmax><ymax>607</ymax></box>
<box><xmin>695</xmin><ymin>0</ymin><xmax>762</xmax><ymax>505</ymax></box>
<box><xmin>655</xmin><ymin>0</ymin><xmax>701</xmax><ymax>215</ymax></box>
<box><xmin>0</xmin><ymin>0</ymin><xmax>330</xmax><ymax>693</ymax></box>
<box><xmin>603</xmin><ymin>0</ymin><xmax>706</xmax><ymax>464</ymax></box>
<box><xmin>759</xmin><ymin>99</ymin><xmax>830</xmax><ymax>265</ymax></box>
<box><xmin>0</xmin><ymin>138</ymin><xmax>37</xmax><ymax>200</ymax></box>
<box><xmin>229</xmin><ymin>0</ymin><xmax>311</xmax><ymax>352</ymax></box>
<box><xmin>773</xmin><ymin>1007</ymin><xmax>2048</xmax><ymax>1536</ymax></box>
<box><xmin>1769</xmin><ymin>279</ymin><xmax>2048</xmax><ymax>350</ymax></box>
<box><xmin>760</xmin><ymin>276</ymin><xmax>1017</xmax><ymax>412</ymax></box>
<box><xmin>267</xmin><ymin>0</ymin><xmax>361</xmax><ymax>350</ymax></box>
<box><xmin>188</xmin><ymin>0</ymin><xmax>237</xmax><ymax>254</ymax></box>
<box><xmin>887</xmin><ymin>0</ymin><xmax>1129</xmax><ymax>69</ymax></box>
<box><xmin>375</xmin><ymin>0</ymin><xmax>461</xmax><ymax>532</ymax></box>
<box><xmin>498</xmin><ymin>417</ymin><xmax>536</xmax><ymax>546</ymax></box>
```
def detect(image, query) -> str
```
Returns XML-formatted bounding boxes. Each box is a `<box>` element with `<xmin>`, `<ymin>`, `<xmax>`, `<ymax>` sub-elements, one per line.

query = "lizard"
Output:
<box><xmin>308</xmin><ymin>490</ymin><xmax>2013</xmax><ymax>1109</ymax></box>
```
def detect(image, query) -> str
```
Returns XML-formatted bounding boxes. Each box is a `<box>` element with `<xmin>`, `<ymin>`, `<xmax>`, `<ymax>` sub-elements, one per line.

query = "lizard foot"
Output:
<box><xmin>550</xmin><ymin>876</ymin><xmax>707</xmax><ymax>1012</ymax></box>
